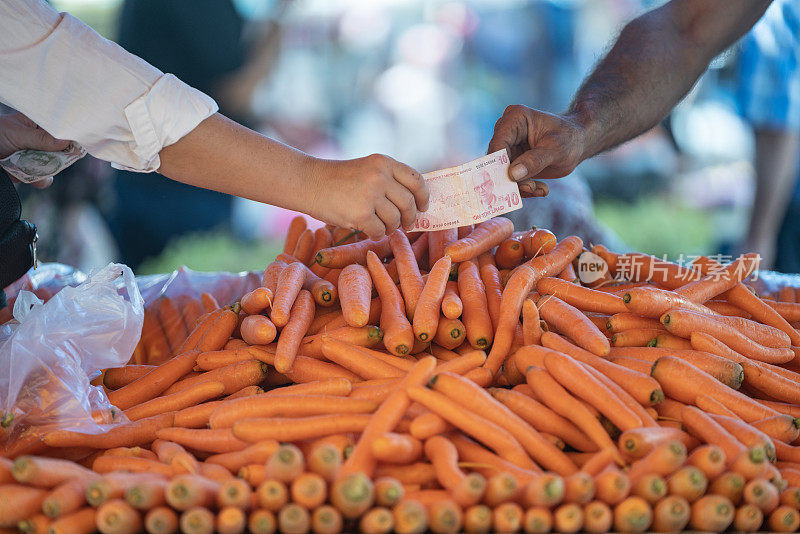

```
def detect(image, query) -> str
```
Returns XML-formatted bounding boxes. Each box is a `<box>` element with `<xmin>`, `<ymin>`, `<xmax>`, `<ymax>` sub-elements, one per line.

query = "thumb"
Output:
<box><xmin>508</xmin><ymin>148</ymin><xmax>555</xmax><ymax>182</ymax></box>
<box><xmin>18</xmin><ymin>126</ymin><xmax>70</xmax><ymax>153</ymax></box>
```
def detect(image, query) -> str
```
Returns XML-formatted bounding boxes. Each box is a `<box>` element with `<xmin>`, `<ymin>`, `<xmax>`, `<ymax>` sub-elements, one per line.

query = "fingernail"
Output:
<box><xmin>511</xmin><ymin>164</ymin><xmax>527</xmax><ymax>180</ymax></box>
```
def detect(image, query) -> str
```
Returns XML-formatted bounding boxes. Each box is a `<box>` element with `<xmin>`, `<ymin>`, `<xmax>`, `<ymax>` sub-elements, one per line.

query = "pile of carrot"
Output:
<box><xmin>4</xmin><ymin>214</ymin><xmax>800</xmax><ymax>533</ymax></box>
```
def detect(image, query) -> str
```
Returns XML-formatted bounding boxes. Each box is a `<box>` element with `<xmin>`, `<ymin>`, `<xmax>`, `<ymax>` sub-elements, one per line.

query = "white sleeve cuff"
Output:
<box><xmin>113</xmin><ymin>73</ymin><xmax>219</xmax><ymax>173</ymax></box>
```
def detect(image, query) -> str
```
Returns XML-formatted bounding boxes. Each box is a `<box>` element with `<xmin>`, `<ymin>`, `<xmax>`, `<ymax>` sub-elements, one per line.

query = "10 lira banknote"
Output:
<box><xmin>412</xmin><ymin>149</ymin><xmax>522</xmax><ymax>231</ymax></box>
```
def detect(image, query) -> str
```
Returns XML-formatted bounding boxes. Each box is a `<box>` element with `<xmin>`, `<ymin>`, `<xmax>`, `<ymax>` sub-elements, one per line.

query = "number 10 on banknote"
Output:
<box><xmin>413</xmin><ymin>149</ymin><xmax>522</xmax><ymax>231</ymax></box>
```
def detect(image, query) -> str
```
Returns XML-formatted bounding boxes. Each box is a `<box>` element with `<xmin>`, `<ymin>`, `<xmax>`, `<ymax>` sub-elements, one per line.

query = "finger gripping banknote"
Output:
<box><xmin>413</xmin><ymin>149</ymin><xmax>522</xmax><ymax>231</ymax></box>
<box><xmin>0</xmin><ymin>143</ymin><xmax>86</xmax><ymax>183</ymax></box>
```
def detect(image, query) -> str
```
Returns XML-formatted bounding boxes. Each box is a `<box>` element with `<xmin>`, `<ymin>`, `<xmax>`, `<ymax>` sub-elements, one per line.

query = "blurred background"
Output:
<box><xmin>8</xmin><ymin>0</ymin><xmax>800</xmax><ymax>274</ymax></box>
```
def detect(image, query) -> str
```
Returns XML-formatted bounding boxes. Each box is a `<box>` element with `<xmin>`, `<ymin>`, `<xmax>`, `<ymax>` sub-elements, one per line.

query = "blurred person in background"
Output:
<box><xmin>490</xmin><ymin>1</ymin><xmax>776</xmax><ymax>257</ymax></box>
<box><xmin>109</xmin><ymin>0</ymin><xmax>289</xmax><ymax>269</ymax></box>
<box><xmin>736</xmin><ymin>0</ymin><xmax>800</xmax><ymax>270</ymax></box>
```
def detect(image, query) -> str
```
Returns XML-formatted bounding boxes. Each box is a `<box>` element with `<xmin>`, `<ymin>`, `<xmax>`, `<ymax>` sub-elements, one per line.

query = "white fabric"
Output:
<box><xmin>0</xmin><ymin>0</ymin><xmax>218</xmax><ymax>172</ymax></box>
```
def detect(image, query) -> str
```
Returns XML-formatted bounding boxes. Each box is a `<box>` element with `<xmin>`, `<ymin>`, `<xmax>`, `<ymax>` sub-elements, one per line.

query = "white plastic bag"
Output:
<box><xmin>0</xmin><ymin>263</ymin><xmax>143</xmax><ymax>438</ymax></box>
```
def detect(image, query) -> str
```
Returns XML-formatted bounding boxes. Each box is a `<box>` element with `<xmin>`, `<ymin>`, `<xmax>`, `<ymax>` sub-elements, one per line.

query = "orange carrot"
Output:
<box><xmin>651</xmin><ymin>356</ymin><xmax>771</xmax><ymax>421</ymax></box>
<box><xmin>542</xmin><ymin>351</ymin><xmax>641</xmax><ymax>432</ymax></box>
<box><xmin>613</xmin><ymin>496</ymin><xmax>652</xmax><ymax>533</ymax></box>
<box><xmin>441</xmin><ymin>281</ymin><xmax>463</xmax><ymax>320</ymax></box>
<box><xmin>338</xmin><ymin>264</ymin><xmax>372</xmax><ymax>327</ymax></box>
<box><xmin>154</xmin><ymin>297</ymin><xmax>188</xmax><ymax>356</ymax></box>
<box><xmin>274</xmin><ymin>289</ymin><xmax>315</xmax><ymax>373</ymax></box>
<box><xmin>407</xmin><ymin>386</ymin><xmax>536</xmax><ymax>471</ymax></box>
<box><xmin>690</xmin><ymin>495</ymin><xmax>736</xmax><ymax>531</ymax></box>
<box><xmin>523</xmin><ymin>228</ymin><xmax>557</xmax><ymax>257</ymax></box>
<box><xmin>359</xmin><ymin>507</ymin><xmax>394</xmax><ymax>534</ymax></box>
<box><xmin>445</xmin><ymin>218</ymin><xmax>514</xmax><ymax>262</ymax></box>
<box><xmin>525</xmin><ymin>366</ymin><xmax>618</xmax><ymax>454</ymax></box>
<box><xmin>141</xmin><ymin>309</ymin><xmax>171</xmax><ymax>365</ymax></box>
<box><xmin>413</xmin><ymin>256</ymin><xmax>452</xmax><ymax>342</ymax></box>
<box><xmin>330</xmin><ymin>472</ymin><xmax>374</xmax><ymax>519</ymax></box>
<box><xmin>320</xmin><ymin>338</ymin><xmax>405</xmax><ymax>380</ymax></box>
<box><xmin>240</xmin><ymin>287</ymin><xmax>272</xmax><ymax>316</ymax></box>
<box><xmin>103</xmin><ymin>365</ymin><xmax>157</xmax><ymax>390</ymax></box>
<box><xmin>431</xmin><ymin>372</ymin><xmax>574</xmax><ymax>474</ymax></box>
<box><xmin>583</xmin><ymin>501</ymin><xmax>612</xmax><ymax>533</ymax></box>
<box><xmin>269</xmin><ymin>263</ymin><xmax>306</xmax><ymax>328</ymax></box>
<box><xmin>563</xmin><ymin>472</ymin><xmax>595</xmax><ymax>505</ymax></box>
<box><xmin>390</xmin><ymin>230</ymin><xmax>425</xmax><ymax>320</ymax></box>
<box><xmin>485</xmin><ymin>237</ymin><xmax>584</xmax><ymax>374</ymax></box>
<box><xmin>541</xmin><ymin>332</ymin><xmax>664</xmax><ymax>407</ymax></box>
<box><xmin>106</xmin><ymin>350</ymin><xmax>200</xmax><ymax>410</ymax></box>
<box><xmin>44</xmin><ymin>412</ymin><xmax>175</xmax><ymax>449</ymax></box>
<box><xmin>687</xmin><ymin>444</ymin><xmax>727</xmax><ymax>479</ymax></box>
<box><xmin>289</xmin><ymin>472</ymin><xmax>327</xmax><ymax>509</ymax></box>
<box><xmin>209</xmin><ymin>394</ymin><xmax>376</xmax><ymax>429</ymax></box>
<box><xmin>0</xmin><ymin>485</ymin><xmax>47</xmax><ymax>527</ymax></box>
<box><xmin>631</xmin><ymin>473</ymin><xmax>667</xmax><ymax>504</ymax></box>
<box><xmin>491</xmin><ymin>388</ymin><xmax>597</xmax><ymax>453</ymax></box>
<box><xmin>677</xmin><ymin>254</ymin><xmax>760</xmax><ymax>303</ymax></box>
<box><xmin>47</xmin><ymin>508</ymin><xmax>96</xmax><ymax>534</ymax></box>
<box><xmin>667</xmin><ymin>466</ymin><xmax>708</xmax><ymax>502</ymax></box>
<box><xmin>524</xmin><ymin>473</ymin><xmax>565</xmax><ymax>508</ymax></box>
<box><xmin>43</xmin><ymin>478</ymin><xmax>93</xmax><ymax>519</ymax></box>
<box><xmin>537</xmin><ymin>277</ymin><xmax>627</xmax><ymax>315</ymax></box>
<box><xmin>291</xmin><ymin>228</ymin><xmax>315</xmax><ymax>265</ymax></box>
<box><xmin>11</xmin><ymin>456</ymin><xmax>95</xmax><ymax>489</ymax></box>
<box><xmin>594</xmin><ymin>466</ymin><xmax>630</xmax><ymax>506</ymax></box>
<box><xmin>124</xmin><ymin>478</ymin><xmax>169</xmax><ymax>510</ymax></box>
<box><xmin>433</xmin><ymin>317</ymin><xmax>466</xmax><ymax>350</ymax></box>
<box><xmin>681</xmin><ymin>406</ymin><xmax>746</xmax><ymax>463</ymax></box>
<box><xmin>661</xmin><ymin>308</ymin><xmax>793</xmax><ymax>364</ymax></box>
<box><xmin>651</xmin><ymin>495</ymin><xmax>690</xmax><ymax>532</ymax></box>
<box><xmin>316</xmin><ymin>236</ymin><xmax>393</xmax><ymax>269</ymax></box>
<box><xmin>393</xmin><ymin>499</ymin><xmax>428</xmax><ymax>534</ymax></box>
<box><xmin>239</xmin><ymin>315</ymin><xmax>277</xmax><ymax>346</ymax></box>
<box><xmin>495</xmin><ymin>236</ymin><xmax>524</xmax><ymax>269</ymax></box>
<box><xmin>338</xmin><ymin>357</ymin><xmax>437</xmax><ymax>479</ymax></box>
<box><xmin>551</xmin><ymin>502</ymin><xmax>583</xmax><ymax>533</ymax></box>
<box><xmin>195</xmin><ymin>308</ymin><xmax>238</xmax><ymax>353</ymax></box>
<box><xmin>283</xmin><ymin>215</ymin><xmax>307</xmax><ymax>255</ymax></box>
<box><xmin>124</xmin><ymin>381</ymin><xmax>224</xmax><ymax>422</ymax></box>
<box><xmin>155</xmin><ymin>428</ymin><xmax>247</xmax><ymax>454</ymax></box>
<box><xmin>610</xmin><ymin>328</ymin><xmax>662</xmax><ymax>347</ymax></box>
<box><xmin>310</xmin><ymin>505</ymin><xmax>342</xmax><ymax>534</ymax></box>
<box><xmin>162</xmin><ymin>359</ymin><xmax>269</xmax><ymax>397</ymax></box>
<box><xmin>367</xmin><ymin>250</ymin><xmax>414</xmax><ymax>356</ymax></box>
<box><xmin>537</xmin><ymin>295</ymin><xmax>610</xmax><ymax>356</ymax></box>
<box><xmin>96</xmin><ymin>499</ymin><xmax>142</xmax><ymax>534</ymax></box>
<box><xmin>479</xmin><ymin>264</ymin><xmax>503</xmax><ymax>331</ymax></box>
<box><xmin>606</xmin><ymin>313</ymin><xmax>661</xmax><ymax>333</ymax></box>
<box><xmin>233</xmin><ymin>414</ymin><xmax>372</xmax><ymax>442</ymax></box>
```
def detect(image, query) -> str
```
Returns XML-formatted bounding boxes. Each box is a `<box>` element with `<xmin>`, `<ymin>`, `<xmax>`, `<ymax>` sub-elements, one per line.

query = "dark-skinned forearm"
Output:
<box><xmin>567</xmin><ymin>0</ymin><xmax>770</xmax><ymax>160</ymax></box>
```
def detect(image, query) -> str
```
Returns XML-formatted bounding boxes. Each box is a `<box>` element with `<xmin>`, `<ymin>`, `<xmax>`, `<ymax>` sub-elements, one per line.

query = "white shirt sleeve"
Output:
<box><xmin>0</xmin><ymin>0</ymin><xmax>219</xmax><ymax>172</ymax></box>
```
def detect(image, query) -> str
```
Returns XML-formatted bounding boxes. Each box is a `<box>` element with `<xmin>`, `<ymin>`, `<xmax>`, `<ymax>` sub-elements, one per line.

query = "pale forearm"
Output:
<box><xmin>568</xmin><ymin>0</ymin><xmax>771</xmax><ymax>159</ymax></box>
<box><xmin>157</xmin><ymin>113</ymin><xmax>318</xmax><ymax>214</ymax></box>
<box><xmin>157</xmin><ymin>113</ymin><xmax>429</xmax><ymax>239</ymax></box>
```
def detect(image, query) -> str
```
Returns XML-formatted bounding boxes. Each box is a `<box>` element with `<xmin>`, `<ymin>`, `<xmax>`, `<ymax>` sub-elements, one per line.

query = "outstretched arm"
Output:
<box><xmin>158</xmin><ymin>113</ymin><xmax>428</xmax><ymax>239</ymax></box>
<box><xmin>489</xmin><ymin>0</ymin><xmax>772</xmax><ymax>192</ymax></box>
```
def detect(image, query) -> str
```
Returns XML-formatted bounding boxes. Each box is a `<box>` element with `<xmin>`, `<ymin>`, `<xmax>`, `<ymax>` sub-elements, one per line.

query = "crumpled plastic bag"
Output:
<box><xmin>0</xmin><ymin>263</ymin><xmax>143</xmax><ymax>439</ymax></box>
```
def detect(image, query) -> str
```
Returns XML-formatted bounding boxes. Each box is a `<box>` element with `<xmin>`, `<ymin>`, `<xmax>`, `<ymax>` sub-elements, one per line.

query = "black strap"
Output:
<box><xmin>0</xmin><ymin>172</ymin><xmax>36</xmax><ymax>290</ymax></box>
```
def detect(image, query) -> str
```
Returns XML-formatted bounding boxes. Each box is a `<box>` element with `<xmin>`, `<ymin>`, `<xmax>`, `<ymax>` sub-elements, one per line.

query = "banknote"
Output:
<box><xmin>413</xmin><ymin>149</ymin><xmax>522</xmax><ymax>231</ymax></box>
<box><xmin>0</xmin><ymin>143</ymin><xmax>86</xmax><ymax>184</ymax></box>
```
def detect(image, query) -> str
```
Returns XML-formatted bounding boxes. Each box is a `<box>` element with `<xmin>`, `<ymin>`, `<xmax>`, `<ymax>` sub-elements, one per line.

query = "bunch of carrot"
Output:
<box><xmin>4</xmin><ymin>214</ymin><xmax>800</xmax><ymax>533</ymax></box>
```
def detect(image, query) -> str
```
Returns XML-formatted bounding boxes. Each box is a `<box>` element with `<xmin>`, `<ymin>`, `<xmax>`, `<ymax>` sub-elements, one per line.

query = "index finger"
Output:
<box><xmin>487</xmin><ymin>108</ymin><xmax>528</xmax><ymax>156</ymax></box>
<box><xmin>392</xmin><ymin>162</ymin><xmax>429</xmax><ymax>213</ymax></box>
